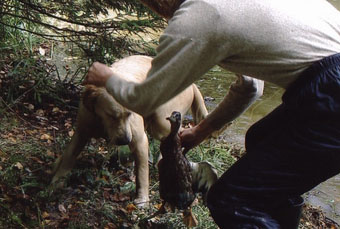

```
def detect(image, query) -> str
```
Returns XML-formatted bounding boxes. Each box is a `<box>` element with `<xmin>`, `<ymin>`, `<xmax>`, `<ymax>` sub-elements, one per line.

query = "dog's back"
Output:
<box><xmin>110</xmin><ymin>55</ymin><xmax>152</xmax><ymax>83</ymax></box>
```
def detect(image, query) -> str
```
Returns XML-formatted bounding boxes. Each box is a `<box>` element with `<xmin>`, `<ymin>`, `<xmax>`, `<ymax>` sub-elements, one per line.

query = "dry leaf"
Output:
<box><xmin>30</xmin><ymin>156</ymin><xmax>44</xmax><ymax>164</ymax></box>
<box><xmin>28</xmin><ymin>104</ymin><xmax>34</xmax><ymax>110</ymax></box>
<box><xmin>64</xmin><ymin>120</ymin><xmax>72</xmax><ymax>128</ymax></box>
<box><xmin>52</xmin><ymin>107</ymin><xmax>60</xmax><ymax>113</ymax></box>
<box><xmin>104</xmin><ymin>223</ymin><xmax>117</xmax><ymax>229</ymax></box>
<box><xmin>36</xmin><ymin>109</ymin><xmax>44</xmax><ymax>116</ymax></box>
<box><xmin>43</xmin><ymin>219</ymin><xmax>51</xmax><ymax>225</ymax></box>
<box><xmin>42</xmin><ymin>211</ymin><xmax>49</xmax><ymax>219</ymax></box>
<box><xmin>26</xmin><ymin>130</ymin><xmax>37</xmax><ymax>135</ymax></box>
<box><xmin>58</xmin><ymin>204</ymin><xmax>67</xmax><ymax>213</ymax></box>
<box><xmin>46</xmin><ymin>150</ymin><xmax>55</xmax><ymax>157</ymax></box>
<box><xmin>41</xmin><ymin>134</ymin><xmax>52</xmax><ymax>140</ymax></box>
<box><xmin>68</xmin><ymin>129</ymin><xmax>74</xmax><ymax>137</ymax></box>
<box><xmin>154</xmin><ymin>203</ymin><xmax>163</xmax><ymax>210</ymax></box>
<box><xmin>39</xmin><ymin>47</ymin><xmax>46</xmax><ymax>56</ymax></box>
<box><xmin>112</xmin><ymin>193</ymin><xmax>130</xmax><ymax>202</ymax></box>
<box><xmin>16</xmin><ymin>134</ymin><xmax>24</xmax><ymax>140</ymax></box>
<box><xmin>14</xmin><ymin>162</ymin><xmax>23</xmax><ymax>170</ymax></box>
<box><xmin>126</xmin><ymin>203</ymin><xmax>137</xmax><ymax>213</ymax></box>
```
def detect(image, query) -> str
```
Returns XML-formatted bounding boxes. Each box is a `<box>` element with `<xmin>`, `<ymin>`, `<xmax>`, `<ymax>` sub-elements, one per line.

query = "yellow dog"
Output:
<box><xmin>51</xmin><ymin>55</ymin><xmax>209</xmax><ymax>206</ymax></box>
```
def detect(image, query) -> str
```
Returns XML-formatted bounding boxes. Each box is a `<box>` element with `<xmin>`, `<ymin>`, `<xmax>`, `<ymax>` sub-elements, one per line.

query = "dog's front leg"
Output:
<box><xmin>51</xmin><ymin>130</ymin><xmax>88</xmax><ymax>183</ymax></box>
<box><xmin>129</xmin><ymin>130</ymin><xmax>150</xmax><ymax>207</ymax></box>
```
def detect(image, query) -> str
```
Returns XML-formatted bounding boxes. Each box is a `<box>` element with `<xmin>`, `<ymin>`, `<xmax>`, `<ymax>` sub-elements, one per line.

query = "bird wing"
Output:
<box><xmin>190</xmin><ymin>161</ymin><xmax>218</xmax><ymax>204</ymax></box>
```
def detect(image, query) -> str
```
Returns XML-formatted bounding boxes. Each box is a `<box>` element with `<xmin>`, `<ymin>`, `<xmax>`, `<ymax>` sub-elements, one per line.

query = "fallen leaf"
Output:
<box><xmin>104</xmin><ymin>222</ymin><xmax>117</xmax><ymax>229</ymax></box>
<box><xmin>36</xmin><ymin>109</ymin><xmax>44</xmax><ymax>116</ymax></box>
<box><xmin>68</xmin><ymin>129</ymin><xmax>74</xmax><ymax>137</ymax></box>
<box><xmin>16</xmin><ymin>134</ymin><xmax>24</xmax><ymax>140</ymax></box>
<box><xmin>14</xmin><ymin>162</ymin><xmax>23</xmax><ymax>170</ymax></box>
<box><xmin>9</xmin><ymin>137</ymin><xmax>16</xmax><ymax>143</ymax></box>
<box><xmin>52</xmin><ymin>107</ymin><xmax>60</xmax><ymax>113</ymax></box>
<box><xmin>64</xmin><ymin>120</ymin><xmax>72</xmax><ymax>128</ymax></box>
<box><xmin>46</xmin><ymin>150</ymin><xmax>55</xmax><ymax>157</ymax></box>
<box><xmin>58</xmin><ymin>204</ymin><xmax>67</xmax><ymax>213</ymax></box>
<box><xmin>26</xmin><ymin>130</ymin><xmax>38</xmax><ymax>135</ymax></box>
<box><xmin>112</xmin><ymin>193</ymin><xmax>130</xmax><ymax>202</ymax></box>
<box><xmin>126</xmin><ymin>203</ymin><xmax>137</xmax><ymax>213</ymax></box>
<box><xmin>40</xmin><ymin>134</ymin><xmax>52</xmax><ymax>140</ymax></box>
<box><xmin>39</xmin><ymin>47</ymin><xmax>46</xmax><ymax>56</ymax></box>
<box><xmin>43</xmin><ymin>219</ymin><xmax>51</xmax><ymax>225</ymax></box>
<box><xmin>42</xmin><ymin>211</ymin><xmax>49</xmax><ymax>219</ymax></box>
<box><xmin>154</xmin><ymin>203</ymin><xmax>163</xmax><ymax>210</ymax></box>
<box><xmin>28</xmin><ymin>104</ymin><xmax>34</xmax><ymax>110</ymax></box>
<box><xmin>30</xmin><ymin>156</ymin><xmax>44</xmax><ymax>164</ymax></box>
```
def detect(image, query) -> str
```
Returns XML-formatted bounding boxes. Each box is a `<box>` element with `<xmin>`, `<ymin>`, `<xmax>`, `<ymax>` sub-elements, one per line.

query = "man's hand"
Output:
<box><xmin>180</xmin><ymin>126</ymin><xmax>202</xmax><ymax>153</ymax></box>
<box><xmin>180</xmin><ymin>120</ymin><xmax>215</xmax><ymax>153</ymax></box>
<box><xmin>83</xmin><ymin>62</ymin><xmax>114</xmax><ymax>87</ymax></box>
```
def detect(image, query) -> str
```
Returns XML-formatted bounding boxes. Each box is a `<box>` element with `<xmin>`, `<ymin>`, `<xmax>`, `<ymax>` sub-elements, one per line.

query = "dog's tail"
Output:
<box><xmin>191</xmin><ymin>84</ymin><xmax>208</xmax><ymax>125</ymax></box>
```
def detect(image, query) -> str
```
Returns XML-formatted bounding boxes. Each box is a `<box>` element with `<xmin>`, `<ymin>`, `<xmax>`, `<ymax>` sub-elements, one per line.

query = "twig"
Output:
<box><xmin>17</xmin><ymin>0</ymin><xmax>124</xmax><ymax>29</ymax></box>
<box><xmin>0</xmin><ymin>97</ymin><xmax>41</xmax><ymax>129</ymax></box>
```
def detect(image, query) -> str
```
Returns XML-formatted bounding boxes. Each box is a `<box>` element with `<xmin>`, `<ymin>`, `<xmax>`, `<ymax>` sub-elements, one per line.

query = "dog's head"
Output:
<box><xmin>82</xmin><ymin>85</ymin><xmax>133</xmax><ymax>146</ymax></box>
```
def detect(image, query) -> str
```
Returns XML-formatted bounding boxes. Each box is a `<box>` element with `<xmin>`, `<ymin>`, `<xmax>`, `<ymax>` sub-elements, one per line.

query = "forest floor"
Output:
<box><xmin>0</xmin><ymin>104</ymin><xmax>339</xmax><ymax>228</ymax></box>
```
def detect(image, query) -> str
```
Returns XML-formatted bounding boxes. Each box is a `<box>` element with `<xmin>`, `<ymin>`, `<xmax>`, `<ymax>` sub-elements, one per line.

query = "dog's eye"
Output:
<box><xmin>126</xmin><ymin>112</ymin><xmax>132</xmax><ymax>117</ymax></box>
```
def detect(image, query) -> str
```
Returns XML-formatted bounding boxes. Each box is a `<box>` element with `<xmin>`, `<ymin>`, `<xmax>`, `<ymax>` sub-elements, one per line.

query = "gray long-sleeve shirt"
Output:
<box><xmin>106</xmin><ymin>0</ymin><xmax>340</xmax><ymax>129</ymax></box>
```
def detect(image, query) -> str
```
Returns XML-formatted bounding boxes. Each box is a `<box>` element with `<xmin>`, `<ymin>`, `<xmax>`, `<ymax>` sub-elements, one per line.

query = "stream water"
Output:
<box><xmin>196</xmin><ymin>67</ymin><xmax>340</xmax><ymax>224</ymax></box>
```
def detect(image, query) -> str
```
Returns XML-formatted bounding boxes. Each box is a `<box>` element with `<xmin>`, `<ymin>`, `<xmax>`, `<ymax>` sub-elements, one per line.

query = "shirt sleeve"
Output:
<box><xmin>106</xmin><ymin>34</ymin><xmax>221</xmax><ymax>117</ymax></box>
<box><xmin>105</xmin><ymin>0</ymin><xmax>229</xmax><ymax>117</ymax></box>
<box><xmin>105</xmin><ymin>0</ymin><xmax>263</xmax><ymax>128</ymax></box>
<box><xmin>203</xmin><ymin>74</ymin><xmax>264</xmax><ymax>130</ymax></box>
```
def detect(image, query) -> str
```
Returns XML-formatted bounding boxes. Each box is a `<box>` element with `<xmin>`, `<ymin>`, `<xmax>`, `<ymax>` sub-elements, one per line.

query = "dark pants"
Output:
<box><xmin>207</xmin><ymin>53</ymin><xmax>340</xmax><ymax>228</ymax></box>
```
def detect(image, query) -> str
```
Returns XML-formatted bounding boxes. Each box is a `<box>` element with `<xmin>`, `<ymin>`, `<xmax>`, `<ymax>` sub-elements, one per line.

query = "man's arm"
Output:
<box><xmin>105</xmin><ymin>34</ymin><xmax>220</xmax><ymax>117</ymax></box>
<box><xmin>181</xmin><ymin>75</ymin><xmax>264</xmax><ymax>151</ymax></box>
<box><xmin>204</xmin><ymin>74</ymin><xmax>264</xmax><ymax>130</ymax></box>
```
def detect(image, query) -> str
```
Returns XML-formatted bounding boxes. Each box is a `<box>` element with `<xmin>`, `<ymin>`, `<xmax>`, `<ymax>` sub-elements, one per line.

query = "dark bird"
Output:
<box><xmin>158</xmin><ymin>111</ymin><xmax>197</xmax><ymax>227</ymax></box>
<box><xmin>155</xmin><ymin>111</ymin><xmax>219</xmax><ymax>227</ymax></box>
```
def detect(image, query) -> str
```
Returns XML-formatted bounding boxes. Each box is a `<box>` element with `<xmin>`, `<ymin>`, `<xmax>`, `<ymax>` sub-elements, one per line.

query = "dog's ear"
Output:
<box><xmin>82</xmin><ymin>85</ymin><xmax>100</xmax><ymax>113</ymax></box>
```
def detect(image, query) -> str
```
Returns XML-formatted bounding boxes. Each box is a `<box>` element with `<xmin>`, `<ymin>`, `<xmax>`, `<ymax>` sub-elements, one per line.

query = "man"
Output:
<box><xmin>84</xmin><ymin>0</ymin><xmax>340</xmax><ymax>228</ymax></box>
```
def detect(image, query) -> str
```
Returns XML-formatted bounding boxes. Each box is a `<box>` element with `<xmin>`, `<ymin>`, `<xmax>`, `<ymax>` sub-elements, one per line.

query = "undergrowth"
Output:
<box><xmin>0</xmin><ymin>112</ymin><xmax>236</xmax><ymax>228</ymax></box>
<box><xmin>2</xmin><ymin>110</ymin><xmax>338</xmax><ymax>229</ymax></box>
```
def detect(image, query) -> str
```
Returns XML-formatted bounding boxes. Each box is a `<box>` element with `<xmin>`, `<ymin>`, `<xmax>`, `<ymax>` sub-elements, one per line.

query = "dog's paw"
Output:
<box><xmin>134</xmin><ymin>196</ymin><xmax>150</xmax><ymax>208</ymax></box>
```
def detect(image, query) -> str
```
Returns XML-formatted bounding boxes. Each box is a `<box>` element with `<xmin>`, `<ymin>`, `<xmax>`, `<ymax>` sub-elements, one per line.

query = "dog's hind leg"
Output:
<box><xmin>191</xmin><ymin>84</ymin><xmax>208</xmax><ymax>125</ymax></box>
<box><xmin>51</xmin><ymin>130</ymin><xmax>89</xmax><ymax>184</ymax></box>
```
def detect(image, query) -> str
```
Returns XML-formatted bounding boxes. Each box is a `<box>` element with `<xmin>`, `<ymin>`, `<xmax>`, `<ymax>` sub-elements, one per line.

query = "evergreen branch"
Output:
<box><xmin>17</xmin><ymin>0</ymin><xmax>141</xmax><ymax>29</ymax></box>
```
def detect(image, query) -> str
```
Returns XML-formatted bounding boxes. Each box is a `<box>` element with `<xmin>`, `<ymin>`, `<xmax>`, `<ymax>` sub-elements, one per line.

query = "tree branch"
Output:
<box><xmin>17</xmin><ymin>0</ymin><xmax>136</xmax><ymax>30</ymax></box>
<box><xmin>2</xmin><ymin>11</ymin><xmax>105</xmax><ymax>37</ymax></box>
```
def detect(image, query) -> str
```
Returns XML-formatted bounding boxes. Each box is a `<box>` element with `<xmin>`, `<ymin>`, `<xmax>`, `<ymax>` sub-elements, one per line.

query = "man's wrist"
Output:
<box><xmin>196</xmin><ymin>119</ymin><xmax>216</xmax><ymax>139</ymax></box>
